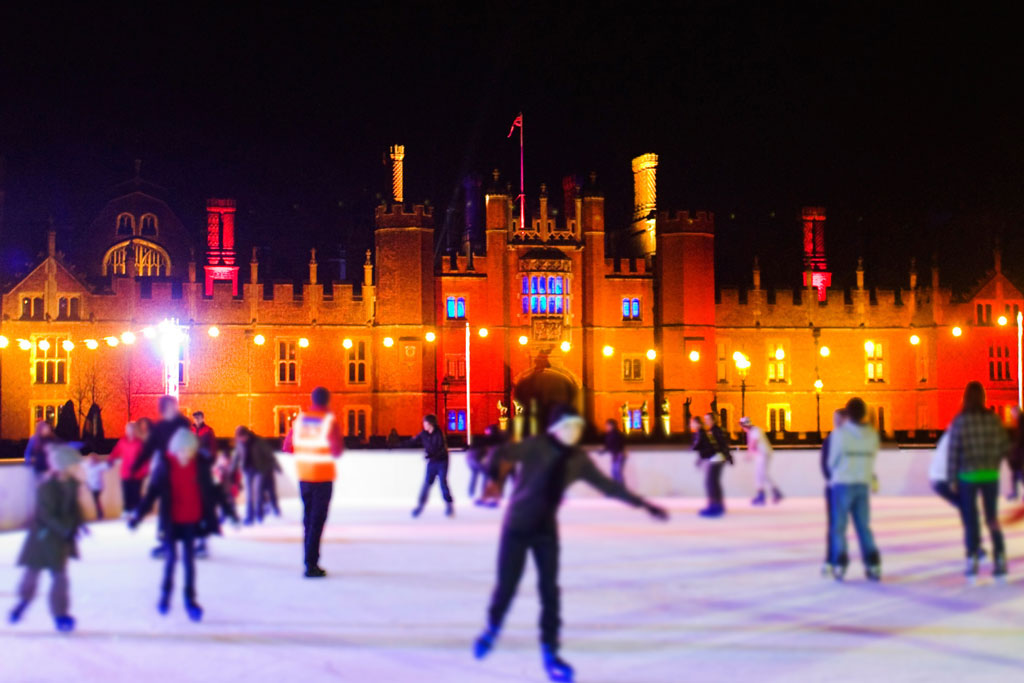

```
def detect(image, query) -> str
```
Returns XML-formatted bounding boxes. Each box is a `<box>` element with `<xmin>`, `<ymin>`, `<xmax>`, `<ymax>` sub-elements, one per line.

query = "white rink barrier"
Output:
<box><xmin>1</xmin><ymin>446</ymin><xmax>1012</xmax><ymax>530</ymax></box>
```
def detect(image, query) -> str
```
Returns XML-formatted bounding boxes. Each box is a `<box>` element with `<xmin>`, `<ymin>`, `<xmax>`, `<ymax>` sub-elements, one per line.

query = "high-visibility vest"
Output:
<box><xmin>292</xmin><ymin>411</ymin><xmax>338</xmax><ymax>483</ymax></box>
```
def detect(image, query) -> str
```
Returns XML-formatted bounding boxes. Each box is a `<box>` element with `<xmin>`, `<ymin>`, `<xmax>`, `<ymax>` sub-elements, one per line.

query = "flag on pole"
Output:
<box><xmin>507</xmin><ymin>113</ymin><xmax>523</xmax><ymax>138</ymax></box>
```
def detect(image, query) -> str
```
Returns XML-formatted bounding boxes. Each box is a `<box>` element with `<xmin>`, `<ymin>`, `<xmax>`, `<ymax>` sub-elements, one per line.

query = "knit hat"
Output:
<box><xmin>739</xmin><ymin>416</ymin><xmax>753</xmax><ymax>428</ymax></box>
<box><xmin>547</xmin><ymin>404</ymin><xmax>585</xmax><ymax>433</ymax></box>
<box><xmin>47</xmin><ymin>444</ymin><xmax>83</xmax><ymax>472</ymax></box>
<box><xmin>311</xmin><ymin>386</ymin><xmax>331</xmax><ymax>408</ymax></box>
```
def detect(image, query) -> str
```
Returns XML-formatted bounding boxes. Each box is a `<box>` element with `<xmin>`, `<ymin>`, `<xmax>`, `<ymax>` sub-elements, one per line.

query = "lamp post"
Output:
<box><xmin>441</xmin><ymin>376</ymin><xmax>451</xmax><ymax>433</ymax></box>
<box><xmin>814</xmin><ymin>378</ymin><xmax>823</xmax><ymax>436</ymax></box>
<box><xmin>733</xmin><ymin>351</ymin><xmax>750</xmax><ymax>416</ymax></box>
<box><xmin>1018</xmin><ymin>311</ymin><xmax>1023</xmax><ymax>409</ymax></box>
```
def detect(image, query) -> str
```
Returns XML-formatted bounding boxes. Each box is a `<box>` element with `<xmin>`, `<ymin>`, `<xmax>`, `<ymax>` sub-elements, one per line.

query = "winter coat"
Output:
<box><xmin>240</xmin><ymin>436</ymin><xmax>279</xmax><ymax>475</ymax></box>
<box><xmin>947</xmin><ymin>409</ymin><xmax>1010</xmax><ymax>483</ymax></box>
<box><xmin>135</xmin><ymin>451</ymin><xmax>222</xmax><ymax>538</ymax></box>
<box><xmin>18</xmin><ymin>477</ymin><xmax>83</xmax><ymax>571</ymax></box>
<box><xmin>402</xmin><ymin>429</ymin><xmax>449</xmax><ymax>462</ymax></box>
<box><xmin>604</xmin><ymin>429</ymin><xmax>626</xmax><ymax>456</ymax></box>
<box><xmin>1009</xmin><ymin>413</ymin><xmax>1024</xmax><ymax>471</ymax></box>
<box><xmin>827</xmin><ymin>421</ymin><xmax>880</xmax><ymax>486</ymax></box>
<box><xmin>132</xmin><ymin>415</ymin><xmax>192</xmax><ymax>476</ymax></box>
<box><xmin>111</xmin><ymin>436</ymin><xmax>147</xmax><ymax>480</ymax></box>
<box><xmin>488</xmin><ymin>434</ymin><xmax>647</xmax><ymax>532</ymax></box>
<box><xmin>24</xmin><ymin>434</ymin><xmax>53</xmax><ymax>474</ymax></box>
<box><xmin>692</xmin><ymin>429</ymin><xmax>718</xmax><ymax>461</ymax></box>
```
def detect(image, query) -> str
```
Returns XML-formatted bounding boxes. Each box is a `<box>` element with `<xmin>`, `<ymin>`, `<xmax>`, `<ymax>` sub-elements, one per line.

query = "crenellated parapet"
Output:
<box><xmin>657</xmin><ymin>210</ymin><xmax>715</xmax><ymax>235</ymax></box>
<box><xmin>374</xmin><ymin>203</ymin><xmax>434</xmax><ymax>229</ymax></box>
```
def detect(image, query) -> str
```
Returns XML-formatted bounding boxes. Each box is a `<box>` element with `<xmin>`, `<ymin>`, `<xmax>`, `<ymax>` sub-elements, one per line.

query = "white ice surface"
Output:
<box><xmin>2</xmin><ymin>496</ymin><xmax>1023</xmax><ymax>682</ymax></box>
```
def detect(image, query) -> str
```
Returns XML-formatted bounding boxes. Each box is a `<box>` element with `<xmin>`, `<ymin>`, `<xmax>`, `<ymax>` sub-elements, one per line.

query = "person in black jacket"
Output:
<box><xmin>403</xmin><ymin>415</ymin><xmax>454</xmax><ymax>517</ymax></box>
<box><xmin>693</xmin><ymin>414</ymin><xmax>733</xmax><ymax>517</ymax></box>
<box><xmin>129</xmin><ymin>428</ymin><xmax>221</xmax><ymax>621</ymax></box>
<box><xmin>473</xmin><ymin>404</ymin><xmax>668</xmax><ymax>683</ymax></box>
<box><xmin>602</xmin><ymin>419</ymin><xmax>628</xmax><ymax>485</ymax></box>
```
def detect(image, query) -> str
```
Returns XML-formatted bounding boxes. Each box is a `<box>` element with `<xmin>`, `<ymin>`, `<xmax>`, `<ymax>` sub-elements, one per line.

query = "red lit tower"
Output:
<box><xmin>801</xmin><ymin>206</ymin><xmax>831</xmax><ymax>301</ymax></box>
<box><xmin>204</xmin><ymin>198</ymin><xmax>239</xmax><ymax>296</ymax></box>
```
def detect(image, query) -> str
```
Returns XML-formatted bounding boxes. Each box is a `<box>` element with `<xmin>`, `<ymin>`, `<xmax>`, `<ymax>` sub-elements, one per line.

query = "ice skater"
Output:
<box><xmin>282</xmin><ymin>387</ymin><xmax>344</xmax><ymax>578</ymax></box>
<box><xmin>1006</xmin><ymin>404</ymin><xmax>1024</xmax><ymax>500</ymax></box>
<box><xmin>402</xmin><ymin>414</ymin><xmax>454</xmax><ymax>518</ymax></box>
<box><xmin>740</xmin><ymin>416</ymin><xmax>782</xmax><ymax>505</ymax></box>
<box><xmin>83</xmin><ymin>453</ymin><xmax>110</xmax><ymax>520</ymax></box>
<box><xmin>819</xmin><ymin>409</ymin><xmax>845</xmax><ymax>575</ymax></box>
<box><xmin>110</xmin><ymin>421</ymin><xmax>146</xmax><ymax>517</ymax></box>
<box><xmin>129</xmin><ymin>428</ymin><xmax>221</xmax><ymax>620</ymax></box>
<box><xmin>601</xmin><ymin>418</ymin><xmax>628</xmax><ymax>485</ymax></box>
<box><xmin>692</xmin><ymin>414</ymin><xmax>733</xmax><ymax>517</ymax></box>
<box><xmin>9</xmin><ymin>444</ymin><xmax>85</xmax><ymax>632</ymax></box>
<box><xmin>473</xmin><ymin>404</ymin><xmax>668</xmax><ymax>683</ymax></box>
<box><xmin>827</xmin><ymin>397</ymin><xmax>881</xmax><ymax>581</ymax></box>
<box><xmin>945</xmin><ymin>381</ymin><xmax>1009</xmax><ymax>582</ymax></box>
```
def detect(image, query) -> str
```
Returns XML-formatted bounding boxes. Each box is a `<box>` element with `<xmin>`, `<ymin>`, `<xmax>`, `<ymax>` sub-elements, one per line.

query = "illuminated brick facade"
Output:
<box><xmin>1</xmin><ymin>154</ymin><xmax>1021</xmax><ymax>441</ymax></box>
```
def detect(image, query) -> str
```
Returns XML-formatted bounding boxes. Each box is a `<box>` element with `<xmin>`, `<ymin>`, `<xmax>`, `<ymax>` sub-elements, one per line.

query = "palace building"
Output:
<box><xmin>0</xmin><ymin>150</ymin><xmax>1020</xmax><ymax>442</ymax></box>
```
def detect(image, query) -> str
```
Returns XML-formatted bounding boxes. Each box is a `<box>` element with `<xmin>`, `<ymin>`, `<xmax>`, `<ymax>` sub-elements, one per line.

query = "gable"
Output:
<box><xmin>968</xmin><ymin>272</ymin><xmax>1024</xmax><ymax>303</ymax></box>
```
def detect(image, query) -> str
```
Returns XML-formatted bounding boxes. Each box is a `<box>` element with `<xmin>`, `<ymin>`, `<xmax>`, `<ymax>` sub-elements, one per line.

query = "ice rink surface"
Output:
<box><xmin>2</xmin><ymin>495</ymin><xmax>1024</xmax><ymax>683</ymax></box>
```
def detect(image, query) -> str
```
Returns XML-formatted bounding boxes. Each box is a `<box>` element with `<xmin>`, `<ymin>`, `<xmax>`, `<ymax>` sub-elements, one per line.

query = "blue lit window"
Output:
<box><xmin>630</xmin><ymin>409</ymin><xmax>642</xmax><ymax>430</ymax></box>
<box><xmin>522</xmin><ymin>275</ymin><xmax>565</xmax><ymax>317</ymax></box>
<box><xmin>623</xmin><ymin>297</ymin><xmax>641</xmax><ymax>321</ymax></box>
<box><xmin>447</xmin><ymin>409</ymin><xmax>467</xmax><ymax>432</ymax></box>
<box><xmin>447</xmin><ymin>296</ymin><xmax>466</xmax><ymax>319</ymax></box>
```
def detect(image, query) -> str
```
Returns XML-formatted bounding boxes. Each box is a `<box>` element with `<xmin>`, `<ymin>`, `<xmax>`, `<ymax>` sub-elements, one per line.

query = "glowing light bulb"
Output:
<box><xmin>106</xmin><ymin>337</ymin><xmax>119</xmax><ymax>347</ymax></box>
<box><xmin>342</xmin><ymin>338</ymin><xmax>353</xmax><ymax>349</ymax></box>
<box><xmin>909</xmin><ymin>334</ymin><xmax>920</xmax><ymax>346</ymax></box>
<box><xmin>383</xmin><ymin>337</ymin><xmax>394</xmax><ymax>347</ymax></box>
<box><xmin>952</xmin><ymin>326</ymin><xmax>963</xmax><ymax>337</ymax></box>
<box><xmin>18</xmin><ymin>339</ymin><xmax>31</xmax><ymax>350</ymax></box>
<box><xmin>732</xmin><ymin>350</ymin><xmax>745</xmax><ymax>362</ymax></box>
<box><xmin>774</xmin><ymin>347</ymin><xmax>785</xmax><ymax>361</ymax></box>
<box><xmin>998</xmin><ymin>315</ymin><xmax>1008</xmax><ymax>326</ymax></box>
<box><xmin>602</xmin><ymin>345</ymin><xmax>614</xmax><ymax>357</ymax></box>
<box><xmin>864</xmin><ymin>340</ymin><xmax>875</xmax><ymax>355</ymax></box>
<box><xmin>37</xmin><ymin>340</ymin><xmax>50</xmax><ymax>351</ymax></box>
<box><xmin>519</xmin><ymin>335</ymin><xmax>529</xmax><ymax>346</ymax></box>
<box><xmin>142</xmin><ymin>327</ymin><xmax>157</xmax><ymax>340</ymax></box>
<box><xmin>646</xmin><ymin>348</ymin><xmax>657</xmax><ymax>361</ymax></box>
<box><xmin>298</xmin><ymin>337</ymin><xmax>310</xmax><ymax>348</ymax></box>
<box><xmin>208</xmin><ymin>326</ymin><xmax>220</xmax><ymax>338</ymax></box>
<box><xmin>121</xmin><ymin>331</ymin><xmax>136</xmax><ymax>345</ymax></box>
<box><xmin>819</xmin><ymin>346</ymin><xmax>830</xmax><ymax>357</ymax></box>
<box><xmin>425</xmin><ymin>331</ymin><xmax>436</xmax><ymax>342</ymax></box>
<box><xmin>814</xmin><ymin>379</ymin><xmax>823</xmax><ymax>391</ymax></box>
<box><xmin>253</xmin><ymin>334</ymin><xmax>266</xmax><ymax>346</ymax></box>
<box><xmin>689</xmin><ymin>350</ymin><xmax>700</xmax><ymax>362</ymax></box>
<box><xmin>62</xmin><ymin>340</ymin><xmax>75</xmax><ymax>352</ymax></box>
<box><xmin>0</xmin><ymin>335</ymin><xmax>8</xmax><ymax>349</ymax></box>
<box><xmin>478</xmin><ymin>328</ymin><xmax>489</xmax><ymax>338</ymax></box>
<box><xmin>561</xmin><ymin>341</ymin><xmax>571</xmax><ymax>353</ymax></box>
<box><xmin>85</xmin><ymin>339</ymin><xmax>99</xmax><ymax>350</ymax></box>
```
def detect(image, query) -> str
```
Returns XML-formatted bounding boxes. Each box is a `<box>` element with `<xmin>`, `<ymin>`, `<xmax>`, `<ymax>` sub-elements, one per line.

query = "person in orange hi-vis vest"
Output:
<box><xmin>282</xmin><ymin>387</ymin><xmax>344</xmax><ymax>578</ymax></box>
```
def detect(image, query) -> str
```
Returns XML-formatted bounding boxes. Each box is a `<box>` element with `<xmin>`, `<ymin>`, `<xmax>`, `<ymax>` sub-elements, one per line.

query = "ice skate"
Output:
<box><xmin>446</xmin><ymin>502</ymin><xmax>455</xmax><ymax>518</ymax></box>
<box><xmin>865</xmin><ymin>564</ymin><xmax>882</xmax><ymax>582</ymax></box>
<box><xmin>304</xmin><ymin>566</ymin><xmax>327</xmax><ymax>578</ymax></box>
<box><xmin>965</xmin><ymin>555</ymin><xmax>980</xmax><ymax>585</ymax></box>
<box><xmin>473</xmin><ymin>627</ymin><xmax>498</xmax><ymax>659</ymax></box>
<box><xmin>542</xmin><ymin>644</ymin><xmax>575</xmax><ymax>683</ymax></box>
<box><xmin>54</xmin><ymin>615</ymin><xmax>75</xmax><ymax>633</ymax></box>
<box><xmin>994</xmin><ymin>553</ymin><xmax>1008</xmax><ymax>583</ymax></box>
<box><xmin>772</xmin><ymin>488</ymin><xmax>784</xmax><ymax>504</ymax></box>
<box><xmin>9</xmin><ymin>601</ymin><xmax>28</xmax><ymax>624</ymax></box>
<box><xmin>831</xmin><ymin>564</ymin><xmax>847</xmax><ymax>581</ymax></box>
<box><xmin>185</xmin><ymin>601</ymin><xmax>203</xmax><ymax>622</ymax></box>
<box><xmin>750</xmin><ymin>490</ymin><xmax>766</xmax><ymax>506</ymax></box>
<box><xmin>411</xmin><ymin>506</ymin><xmax>423</xmax><ymax>518</ymax></box>
<box><xmin>158</xmin><ymin>594</ymin><xmax>170</xmax><ymax>615</ymax></box>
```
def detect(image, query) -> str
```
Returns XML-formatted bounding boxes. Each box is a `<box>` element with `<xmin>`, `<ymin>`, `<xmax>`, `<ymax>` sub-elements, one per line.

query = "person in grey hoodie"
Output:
<box><xmin>827</xmin><ymin>397</ymin><xmax>881</xmax><ymax>581</ymax></box>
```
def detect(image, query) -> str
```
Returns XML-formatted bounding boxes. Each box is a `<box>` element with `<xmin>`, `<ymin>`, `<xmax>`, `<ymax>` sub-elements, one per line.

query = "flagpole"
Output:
<box><xmin>519</xmin><ymin>113</ymin><xmax>525</xmax><ymax>230</ymax></box>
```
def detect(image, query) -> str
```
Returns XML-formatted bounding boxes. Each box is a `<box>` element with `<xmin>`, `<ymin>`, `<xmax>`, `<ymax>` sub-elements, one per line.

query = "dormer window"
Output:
<box><xmin>117</xmin><ymin>213</ymin><xmax>134</xmax><ymax>235</ymax></box>
<box><xmin>140</xmin><ymin>213</ymin><xmax>157</xmax><ymax>236</ymax></box>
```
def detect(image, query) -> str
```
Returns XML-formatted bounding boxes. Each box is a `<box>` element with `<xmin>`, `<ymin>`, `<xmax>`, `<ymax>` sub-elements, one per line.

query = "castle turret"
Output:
<box><xmin>630</xmin><ymin>153</ymin><xmax>658</xmax><ymax>257</ymax></box>
<box><xmin>389</xmin><ymin>144</ymin><xmax>405</xmax><ymax>204</ymax></box>
<box><xmin>203</xmin><ymin>198</ymin><xmax>239</xmax><ymax>296</ymax></box>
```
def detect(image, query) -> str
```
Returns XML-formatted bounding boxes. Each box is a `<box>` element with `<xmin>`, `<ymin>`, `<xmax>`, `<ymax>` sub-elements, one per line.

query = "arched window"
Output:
<box><xmin>116</xmin><ymin>213</ymin><xmax>134</xmax><ymax>235</ymax></box>
<box><xmin>102</xmin><ymin>240</ymin><xmax>172</xmax><ymax>277</ymax></box>
<box><xmin>140</xmin><ymin>213</ymin><xmax>158</xmax><ymax>236</ymax></box>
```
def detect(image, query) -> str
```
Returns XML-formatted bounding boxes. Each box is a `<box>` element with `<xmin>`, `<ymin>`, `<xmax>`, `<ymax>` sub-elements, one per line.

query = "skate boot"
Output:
<box><xmin>304</xmin><ymin>566</ymin><xmax>327</xmax><ymax>578</ymax></box>
<box><xmin>542</xmin><ymin>644</ymin><xmax>575</xmax><ymax>683</ymax></box>
<box><xmin>185</xmin><ymin>601</ymin><xmax>203</xmax><ymax>623</ymax></box>
<box><xmin>411</xmin><ymin>506</ymin><xmax>424</xmax><ymax>518</ymax></box>
<box><xmin>54</xmin><ymin>615</ymin><xmax>75</xmax><ymax>633</ymax></box>
<box><xmin>820</xmin><ymin>562</ymin><xmax>833</xmax><ymax>578</ymax></box>
<box><xmin>446</xmin><ymin>502</ymin><xmax>455</xmax><ymax>518</ymax></box>
<box><xmin>965</xmin><ymin>554</ymin><xmax>980</xmax><ymax>585</ymax></box>
<box><xmin>994</xmin><ymin>553</ymin><xmax>1008</xmax><ymax>583</ymax></box>
<box><xmin>772</xmin><ymin>488</ymin><xmax>784</xmax><ymax>504</ymax></box>
<box><xmin>750</xmin><ymin>490</ymin><xmax>766</xmax><ymax>506</ymax></box>
<box><xmin>8</xmin><ymin>601</ymin><xmax>28</xmax><ymax>624</ymax></box>
<box><xmin>157</xmin><ymin>594</ymin><xmax>171</xmax><ymax>615</ymax></box>
<box><xmin>831</xmin><ymin>564</ymin><xmax>847</xmax><ymax>582</ymax></box>
<box><xmin>865</xmin><ymin>564</ymin><xmax>882</xmax><ymax>582</ymax></box>
<box><xmin>473</xmin><ymin>626</ymin><xmax>499</xmax><ymax>659</ymax></box>
<box><xmin>195</xmin><ymin>540</ymin><xmax>209</xmax><ymax>559</ymax></box>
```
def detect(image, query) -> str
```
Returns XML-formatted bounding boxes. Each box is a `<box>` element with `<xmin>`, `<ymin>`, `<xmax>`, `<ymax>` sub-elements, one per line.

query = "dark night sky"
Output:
<box><xmin>1</xmin><ymin>2</ymin><xmax>1023</xmax><ymax>293</ymax></box>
